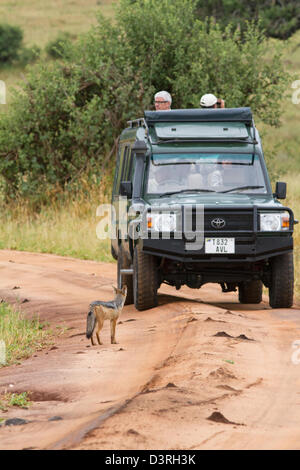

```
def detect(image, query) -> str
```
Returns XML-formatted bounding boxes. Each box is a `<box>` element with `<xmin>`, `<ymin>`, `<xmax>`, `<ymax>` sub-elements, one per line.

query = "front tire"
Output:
<box><xmin>133</xmin><ymin>244</ymin><xmax>158</xmax><ymax>311</ymax></box>
<box><xmin>238</xmin><ymin>280</ymin><xmax>263</xmax><ymax>304</ymax></box>
<box><xmin>269</xmin><ymin>253</ymin><xmax>294</xmax><ymax>308</ymax></box>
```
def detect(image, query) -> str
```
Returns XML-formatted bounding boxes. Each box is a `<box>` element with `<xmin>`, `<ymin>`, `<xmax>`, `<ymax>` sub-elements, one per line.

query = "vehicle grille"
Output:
<box><xmin>186</xmin><ymin>208</ymin><xmax>254</xmax><ymax>232</ymax></box>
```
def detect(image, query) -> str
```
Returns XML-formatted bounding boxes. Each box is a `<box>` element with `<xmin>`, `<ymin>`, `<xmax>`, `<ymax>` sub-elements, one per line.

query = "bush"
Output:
<box><xmin>45</xmin><ymin>32</ymin><xmax>75</xmax><ymax>59</ymax></box>
<box><xmin>0</xmin><ymin>0</ymin><xmax>290</xmax><ymax>202</ymax></box>
<box><xmin>18</xmin><ymin>45</ymin><xmax>41</xmax><ymax>66</ymax></box>
<box><xmin>0</xmin><ymin>23</ymin><xmax>23</xmax><ymax>64</ymax></box>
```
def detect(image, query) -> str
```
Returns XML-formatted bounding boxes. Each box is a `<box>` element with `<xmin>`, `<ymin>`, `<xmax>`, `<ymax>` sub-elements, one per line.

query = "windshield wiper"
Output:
<box><xmin>220</xmin><ymin>185</ymin><xmax>264</xmax><ymax>193</ymax></box>
<box><xmin>159</xmin><ymin>189</ymin><xmax>217</xmax><ymax>197</ymax></box>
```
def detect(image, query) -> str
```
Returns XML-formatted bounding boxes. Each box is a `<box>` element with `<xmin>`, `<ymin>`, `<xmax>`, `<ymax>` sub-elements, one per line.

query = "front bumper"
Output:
<box><xmin>140</xmin><ymin>205</ymin><xmax>294</xmax><ymax>264</ymax></box>
<box><xmin>142</xmin><ymin>233</ymin><xmax>293</xmax><ymax>263</ymax></box>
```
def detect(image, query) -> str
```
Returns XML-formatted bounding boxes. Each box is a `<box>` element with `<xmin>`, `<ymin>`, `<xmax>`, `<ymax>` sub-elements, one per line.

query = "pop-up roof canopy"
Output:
<box><xmin>143</xmin><ymin>108</ymin><xmax>255</xmax><ymax>144</ymax></box>
<box><xmin>144</xmin><ymin>107</ymin><xmax>253</xmax><ymax>124</ymax></box>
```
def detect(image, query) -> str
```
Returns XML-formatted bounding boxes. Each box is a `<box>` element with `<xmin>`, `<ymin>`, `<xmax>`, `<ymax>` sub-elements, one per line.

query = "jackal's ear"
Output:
<box><xmin>112</xmin><ymin>285</ymin><xmax>117</xmax><ymax>293</ymax></box>
<box><xmin>122</xmin><ymin>285</ymin><xmax>127</xmax><ymax>295</ymax></box>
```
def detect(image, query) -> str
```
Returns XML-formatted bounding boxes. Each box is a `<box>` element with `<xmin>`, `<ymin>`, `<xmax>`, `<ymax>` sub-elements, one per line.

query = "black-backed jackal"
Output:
<box><xmin>86</xmin><ymin>286</ymin><xmax>127</xmax><ymax>345</ymax></box>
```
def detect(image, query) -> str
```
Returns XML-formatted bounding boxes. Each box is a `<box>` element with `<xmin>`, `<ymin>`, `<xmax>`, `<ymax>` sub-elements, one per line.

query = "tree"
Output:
<box><xmin>195</xmin><ymin>0</ymin><xmax>300</xmax><ymax>40</ymax></box>
<box><xmin>0</xmin><ymin>0</ymin><xmax>289</xmax><ymax>201</ymax></box>
<box><xmin>0</xmin><ymin>24</ymin><xmax>23</xmax><ymax>64</ymax></box>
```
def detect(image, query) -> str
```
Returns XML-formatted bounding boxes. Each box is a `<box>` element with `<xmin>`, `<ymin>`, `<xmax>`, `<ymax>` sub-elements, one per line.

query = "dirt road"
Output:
<box><xmin>0</xmin><ymin>250</ymin><xmax>300</xmax><ymax>450</ymax></box>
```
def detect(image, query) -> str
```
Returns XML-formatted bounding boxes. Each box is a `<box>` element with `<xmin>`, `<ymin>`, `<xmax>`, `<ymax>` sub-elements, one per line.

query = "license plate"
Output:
<box><xmin>205</xmin><ymin>238</ymin><xmax>235</xmax><ymax>254</ymax></box>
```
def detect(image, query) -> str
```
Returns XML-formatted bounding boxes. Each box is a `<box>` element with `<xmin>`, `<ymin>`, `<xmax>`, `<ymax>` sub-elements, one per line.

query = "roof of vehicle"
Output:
<box><xmin>121</xmin><ymin>107</ymin><xmax>258</xmax><ymax>150</ymax></box>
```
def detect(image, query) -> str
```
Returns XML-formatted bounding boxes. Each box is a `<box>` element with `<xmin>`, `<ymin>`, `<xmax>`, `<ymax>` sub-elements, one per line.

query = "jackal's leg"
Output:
<box><xmin>96</xmin><ymin>319</ymin><xmax>104</xmax><ymax>345</ymax></box>
<box><xmin>91</xmin><ymin>334</ymin><xmax>95</xmax><ymax>346</ymax></box>
<box><xmin>110</xmin><ymin>318</ymin><xmax>117</xmax><ymax>344</ymax></box>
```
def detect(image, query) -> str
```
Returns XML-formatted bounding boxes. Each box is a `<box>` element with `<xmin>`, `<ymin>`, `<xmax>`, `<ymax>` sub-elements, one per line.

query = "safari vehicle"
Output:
<box><xmin>111</xmin><ymin>108</ymin><xmax>296</xmax><ymax>311</ymax></box>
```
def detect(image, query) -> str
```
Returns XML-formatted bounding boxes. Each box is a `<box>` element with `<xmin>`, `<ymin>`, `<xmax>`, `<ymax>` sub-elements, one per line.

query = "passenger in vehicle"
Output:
<box><xmin>200</xmin><ymin>93</ymin><xmax>225</xmax><ymax>109</ymax></box>
<box><xmin>188</xmin><ymin>159</ymin><xmax>231</xmax><ymax>190</ymax></box>
<box><xmin>154</xmin><ymin>91</ymin><xmax>172</xmax><ymax>111</ymax></box>
<box><xmin>148</xmin><ymin>164</ymin><xmax>185</xmax><ymax>193</ymax></box>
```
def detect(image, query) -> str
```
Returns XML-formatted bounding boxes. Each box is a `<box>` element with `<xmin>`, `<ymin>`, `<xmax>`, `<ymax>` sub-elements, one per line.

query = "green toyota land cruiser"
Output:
<box><xmin>111</xmin><ymin>108</ymin><xmax>296</xmax><ymax>311</ymax></box>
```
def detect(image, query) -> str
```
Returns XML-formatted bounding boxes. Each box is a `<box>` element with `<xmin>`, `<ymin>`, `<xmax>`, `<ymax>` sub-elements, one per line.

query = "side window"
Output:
<box><xmin>127</xmin><ymin>148</ymin><xmax>134</xmax><ymax>181</ymax></box>
<box><xmin>120</xmin><ymin>146</ymin><xmax>129</xmax><ymax>183</ymax></box>
<box><xmin>114</xmin><ymin>145</ymin><xmax>126</xmax><ymax>196</ymax></box>
<box><xmin>120</xmin><ymin>145</ymin><xmax>133</xmax><ymax>182</ymax></box>
<box><xmin>113</xmin><ymin>144</ymin><xmax>134</xmax><ymax>196</ymax></box>
<box><xmin>113</xmin><ymin>144</ymin><xmax>122</xmax><ymax>197</ymax></box>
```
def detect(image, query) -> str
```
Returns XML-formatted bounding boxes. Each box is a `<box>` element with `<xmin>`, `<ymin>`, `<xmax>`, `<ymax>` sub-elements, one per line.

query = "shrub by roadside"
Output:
<box><xmin>0</xmin><ymin>301</ymin><xmax>56</xmax><ymax>367</ymax></box>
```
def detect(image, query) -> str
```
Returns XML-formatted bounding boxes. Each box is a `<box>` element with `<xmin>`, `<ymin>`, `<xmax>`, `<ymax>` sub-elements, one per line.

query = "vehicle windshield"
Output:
<box><xmin>146</xmin><ymin>153</ymin><xmax>268</xmax><ymax>195</ymax></box>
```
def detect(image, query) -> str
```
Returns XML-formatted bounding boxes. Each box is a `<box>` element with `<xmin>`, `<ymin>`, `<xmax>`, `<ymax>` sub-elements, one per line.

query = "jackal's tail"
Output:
<box><xmin>86</xmin><ymin>308</ymin><xmax>96</xmax><ymax>339</ymax></box>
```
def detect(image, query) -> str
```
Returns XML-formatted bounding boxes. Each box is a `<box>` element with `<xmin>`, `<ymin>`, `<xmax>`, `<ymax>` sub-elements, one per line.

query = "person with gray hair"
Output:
<box><xmin>154</xmin><ymin>90</ymin><xmax>172</xmax><ymax>111</ymax></box>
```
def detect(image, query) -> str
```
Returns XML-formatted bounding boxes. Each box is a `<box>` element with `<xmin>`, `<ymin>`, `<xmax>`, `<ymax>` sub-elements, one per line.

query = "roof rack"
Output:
<box><xmin>127</xmin><ymin>118</ymin><xmax>148</xmax><ymax>129</ymax></box>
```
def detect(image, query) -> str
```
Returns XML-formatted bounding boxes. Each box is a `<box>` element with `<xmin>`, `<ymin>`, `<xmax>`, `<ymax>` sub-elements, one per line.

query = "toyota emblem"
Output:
<box><xmin>211</xmin><ymin>218</ymin><xmax>226</xmax><ymax>229</ymax></box>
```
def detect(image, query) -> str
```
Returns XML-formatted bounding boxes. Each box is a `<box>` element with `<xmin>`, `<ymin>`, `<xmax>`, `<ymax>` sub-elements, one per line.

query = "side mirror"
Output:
<box><xmin>274</xmin><ymin>182</ymin><xmax>287</xmax><ymax>200</ymax></box>
<box><xmin>120</xmin><ymin>181</ymin><xmax>132</xmax><ymax>198</ymax></box>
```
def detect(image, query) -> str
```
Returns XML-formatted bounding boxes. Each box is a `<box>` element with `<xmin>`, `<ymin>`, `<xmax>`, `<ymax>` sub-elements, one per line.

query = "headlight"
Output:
<box><xmin>147</xmin><ymin>213</ymin><xmax>177</xmax><ymax>232</ymax></box>
<box><xmin>260</xmin><ymin>212</ymin><xmax>290</xmax><ymax>231</ymax></box>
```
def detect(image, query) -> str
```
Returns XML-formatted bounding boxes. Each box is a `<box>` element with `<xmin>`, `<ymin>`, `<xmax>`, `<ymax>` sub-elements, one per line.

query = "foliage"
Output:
<box><xmin>45</xmin><ymin>32</ymin><xmax>75</xmax><ymax>59</ymax></box>
<box><xmin>0</xmin><ymin>392</ymin><xmax>32</xmax><ymax>411</ymax></box>
<box><xmin>0</xmin><ymin>0</ymin><xmax>290</xmax><ymax>201</ymax></box>
<box><xmin>195</xmin><ymin>0</ymin><xmax>300</xmax><ymax>40</ymax></box>
<box><xmin>18</xmin><ymin>45</ymin><xmax>41</xmax><ymax>66</ymax></box>
<box><xmin>0</xmin><ymin>302</ymin><xmax>53</xmax><ymax>366</ymax></box>
<box><xmin>0</xmin><ymin>23</ymin><xmax>23</xmax><ymax>64</ymax></box>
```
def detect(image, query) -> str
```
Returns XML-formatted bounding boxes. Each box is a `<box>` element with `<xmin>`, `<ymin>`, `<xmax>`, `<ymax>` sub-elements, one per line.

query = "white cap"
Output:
<box><xmin>200</xmin><ymin>93</ymin><xmax>218</xmax><ymax>108</ymax></box>
<box><xmin>154</xmin><ymin>90</ymin><xmax>172</xmax><ymax>104</ymax></box>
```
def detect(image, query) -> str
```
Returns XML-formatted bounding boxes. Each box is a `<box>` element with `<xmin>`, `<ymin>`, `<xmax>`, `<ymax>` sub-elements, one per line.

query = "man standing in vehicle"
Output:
<box><xmin>200</xmin><ymin>93</ymin><xmax>225</xmax><ymax>109</ymax></box>
<box><xmin>154</xmin><ymin>91</ymin><xmax>172</xmax><ymax>111</ymax></box>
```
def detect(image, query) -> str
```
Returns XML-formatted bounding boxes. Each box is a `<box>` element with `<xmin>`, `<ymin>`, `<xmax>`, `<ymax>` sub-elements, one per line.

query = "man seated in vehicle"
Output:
<box><xmin>188</xmin><ymin>158</ymin><xmax>234</xmax><ymax>190</ymax></box>
<box><xmin>200</xmin><ymin>93</ymin><xmax>225</xmax><ymax>109</ymax></box>
<box><xmin>147</xmin><ymin>164</ymin><xmax>186</xmax><ymax>193</ymax></box>
<box><xmin>154</xmin><ymin>91</ymin><xmax>172</xmax><ymax>111</ymax></box>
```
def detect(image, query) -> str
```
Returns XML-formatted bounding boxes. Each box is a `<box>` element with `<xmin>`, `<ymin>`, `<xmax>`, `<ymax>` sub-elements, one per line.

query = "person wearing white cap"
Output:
<box><xmin>154</xmin><ymin>90</ymin><xmax>172</xmax><ymax>111</ymax></box>
<box><xmin>200</xmin><ymin>93</ymin><xmax>225</xmax><ymax>109</ymax></box>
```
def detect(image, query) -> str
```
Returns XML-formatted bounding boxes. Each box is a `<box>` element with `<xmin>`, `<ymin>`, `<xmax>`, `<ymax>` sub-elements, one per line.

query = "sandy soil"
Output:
<box><xmin>0</xmin><ymin>250</ymin><xmax>300</xmax><ymax>450</ymax></box>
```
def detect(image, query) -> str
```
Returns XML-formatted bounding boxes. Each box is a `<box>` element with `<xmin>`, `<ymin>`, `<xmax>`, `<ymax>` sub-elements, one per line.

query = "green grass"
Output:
<box><xmin>0</xmin><ymin>302</ymin><xmax>54</xmax><ymax>367</ymax></box>
<box><xmin>259</xmin><ymin>30</ymin><xmax>300</xmax><ymax>174</ymax></box>
<box><xmin>0</xmin><ymin>392</ymin><xmax>32</xmax><ymax>411</ymax></box>
<box><xmin>284</xmin><ymin>174</ymin><xmax>300</xmax><ymax>297</ymax></box>
<box><xmin>0</xmin><ymin>206</ymin><xmax>113</xmax><ymax>262</ymax></box>
<box><xmin>0</xmin><ymin>176</ymin><xmax>114</xmax><ymax>263</ymax></box>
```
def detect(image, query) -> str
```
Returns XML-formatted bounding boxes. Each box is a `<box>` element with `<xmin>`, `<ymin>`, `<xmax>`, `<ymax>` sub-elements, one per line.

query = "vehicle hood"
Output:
<box><xmin>145</xmin><ymin>193</ymin><xmax>281</xmax><ymax>208</ymax></box>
